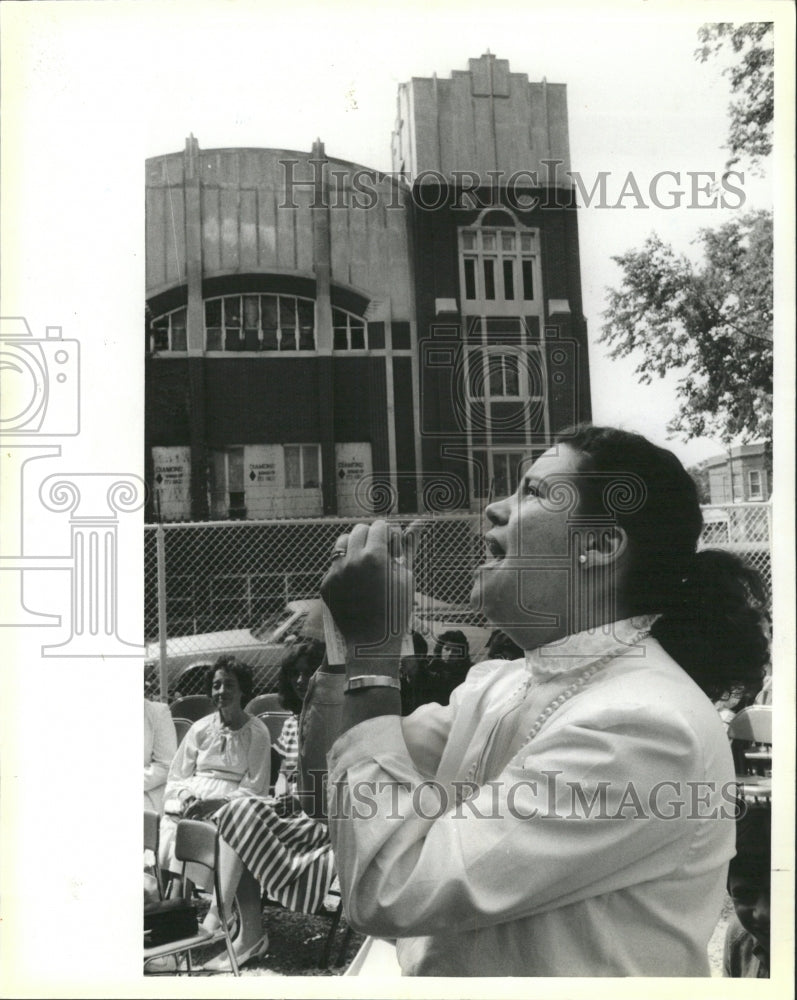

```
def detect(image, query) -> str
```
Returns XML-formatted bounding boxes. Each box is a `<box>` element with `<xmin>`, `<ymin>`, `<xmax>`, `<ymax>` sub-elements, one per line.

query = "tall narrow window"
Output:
<box><xmin>210</xmin><ymin>447</ymin><xmax>246</xmax><ymax>519</ymax></box>
<box><xmin>464</xmin><ymin>258</ymin><xmax>477</xmax><ymax>299</ymax></box>
<box><xmin>502</xmin><ymin>260</ymin><xmax>514</xmax><ymax>300</ymax></box>
<box><xmin>224</xmin><ymin>297</ymin><xmax>243</xmax><ymax>351</ymax></box>
<box><xmin>243</xmin><ymin>296</ymin><xmax>260</xmax><ymax>350</ymax></box>
<box><xmin>483</xmin><ymin>259</ymin><xmax>496</xmax><ymax>300</ymax></box>
<box><xmin>279</xmin><ymin>298</ymin><xmax>297</xmax><ymax>350</ymax></box>
<box><xmin>521</xmin><ymin>259</ymin><xmax>534</xmax><ymax>300</ymax></box>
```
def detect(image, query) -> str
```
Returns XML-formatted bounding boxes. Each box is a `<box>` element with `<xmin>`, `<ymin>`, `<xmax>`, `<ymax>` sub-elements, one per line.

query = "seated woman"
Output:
<box><xmin>199</xmin><ymin>640</ymin><xmax>344</xmax><ymax>970</ymax></box>
<box><xmin>144</xmin><ymin>695</ymin><xmax>177</xmax><ymax>814</ymax></box>
<box><xmin>320</xmin><ymin>424</ymin><xmax>769</xmax><ymax>976</ymax></box>
<box><xmin>271</xmin><ymin>639</ymin><xmax>324</xmax><ymax>794</ymax></box>
<box><xmin>158</xmin><ymin>656</ymin><xmax>271</xmax><ymax>879</ymax></box>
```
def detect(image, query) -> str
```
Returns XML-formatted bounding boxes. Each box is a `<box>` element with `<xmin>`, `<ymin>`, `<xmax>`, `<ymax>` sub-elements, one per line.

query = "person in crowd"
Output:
<box><xmin>158</xmin><ymin>657</ymin><xmax>271</xmax><ymax>876</ymax></box>
<box><xmin>398</xmin><ymin>630</ymin><xmax>428</xmax><ymax>716</ymax></box>
<box><xmin>198</xmin><ymin>642</ymin><xmax>344</xmax><ymax>971</ymax></box>
<box><xmin>143</xmin><ymin>681</ymin><xmax>178</xmax><ymax>910</ymax></box>
<box><xmin>272</xmin><ymin>639</ymin><xmax>325</xmax><ymax>793</ymax></box>
<box><xmin>724</xmin><ymin>806</ymin><xmax>771</xmax><ymax>978</ymax></box>
<box><xmin>320</xmin><ymin>424</ymin><xmax>769</xmax><ymax>976</ymax></box>
<box><xmin>413</xmin><ymin>630</ymin><xmax>472</xmax><ymax>708</ymax></box>
<box><xmin>144</xmin><ymin>696</ymin><xmax>177</xmax><ymax>813</ymax></box>
<box><xmin>483</xmin><ymin>628</ymin><xmax>524</xmax><ymax>662</ymax></box>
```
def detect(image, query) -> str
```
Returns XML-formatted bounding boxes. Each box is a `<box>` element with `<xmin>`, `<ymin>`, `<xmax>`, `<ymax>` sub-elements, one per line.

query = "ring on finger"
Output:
<box><xmin>330</xmin><ymin>550</ymin><xmax>346</xmax><ymax>561</ymax></box>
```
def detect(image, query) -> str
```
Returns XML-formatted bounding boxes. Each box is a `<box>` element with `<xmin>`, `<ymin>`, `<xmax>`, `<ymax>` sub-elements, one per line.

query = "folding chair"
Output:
<box><xmin>144</xmin><ymin>819</ymin><xmax>240</xmax><ymax>976</ymax></box>
<box><xmin>245</xmin><ymin>693</ymin><xmax>283</xmax><ymax>716</ymax></box>
<box><xmin>257</xmin><ymin>711</ymin><xmax>292</xmax><ymax>744</ymax></box>
<box><xmin>727</xmin><ymin>704</ymin><xmax>772</xmax><ymax>807</ymax></box>
<box><xmin>170</xmin><ymin>695</ymin><xmax>215</xmax><ymax>722</ymax></box>
<box><xmin>144</xmin><ymin>810</ymin><xmax>164</xmax><ymax>900</ymax></box>
<box><xmin>173</xmin><ymin>717</ymin><xmax>193</xmax><ymax>746</ymax></box>
<box><xmin>319</xmin><ymin>895</ymin><xmax>354</xmax><ymax>969</ymax></box>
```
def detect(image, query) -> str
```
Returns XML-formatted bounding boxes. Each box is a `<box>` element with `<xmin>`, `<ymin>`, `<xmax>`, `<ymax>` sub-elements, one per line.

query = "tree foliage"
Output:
<box><xmin>686</xmin><ymin>462</ymin><xmax>711</xmax><ymax>504</ymax></box>
<box><xmin>601</xmin><ymin>210</ymin><xmax>772</xmax><ymax>446</ymax></box>
<box><xmin>696</xmin><ymin>22</ymin><xmax>774</xmax><ymax>169</ymax></box>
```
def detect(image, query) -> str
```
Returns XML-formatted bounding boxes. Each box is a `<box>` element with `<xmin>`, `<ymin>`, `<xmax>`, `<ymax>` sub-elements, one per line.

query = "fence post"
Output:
<box><xmin>766</xmin><ymin>500</ymin><xmax>773</xmax><ymax>551</ymax></box>
<box><xmin>156</xmin><ymin>522</ymin><xmax>169</xmax><ymax>700</ymax></box>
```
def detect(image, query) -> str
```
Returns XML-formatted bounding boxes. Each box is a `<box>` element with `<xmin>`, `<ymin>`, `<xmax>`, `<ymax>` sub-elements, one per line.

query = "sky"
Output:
<box><xmin>129</xmin><ymin>2</ymin><xmax>775</xmax><ymax>466</ymax></box>
<box><xmin>2</xmin><ymin>1</ymin><xmax>777</xmax><ymax>469</ymax></box>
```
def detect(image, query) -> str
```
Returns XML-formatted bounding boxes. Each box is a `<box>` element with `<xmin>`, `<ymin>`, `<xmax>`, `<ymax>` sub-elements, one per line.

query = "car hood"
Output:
<box><xmin>145</xmin><ymin>627</ymin><xmax>260</xmax><ymax>660</ymax></box>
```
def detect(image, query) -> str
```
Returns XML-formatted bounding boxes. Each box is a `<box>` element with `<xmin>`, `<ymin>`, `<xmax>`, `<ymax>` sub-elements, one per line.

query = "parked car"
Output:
<box><xmin>146</xmin><ymin>594</ymin><xmax>492</xmax><ymax>703</ymax></box>
<box><xmin>145</xmin><ymin>599</ymin><xmax>320</xmax><ymax>701</ymax></box>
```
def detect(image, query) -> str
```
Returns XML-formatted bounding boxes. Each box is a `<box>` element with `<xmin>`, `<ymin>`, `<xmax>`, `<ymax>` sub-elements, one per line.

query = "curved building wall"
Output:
<box><xmin>145</xmin><ymin>139</ymin><xmax>419</xmax><ymax>521</ymax></box>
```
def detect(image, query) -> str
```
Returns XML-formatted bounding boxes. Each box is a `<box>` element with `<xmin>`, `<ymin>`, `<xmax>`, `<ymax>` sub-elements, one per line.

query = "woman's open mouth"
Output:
<box><xmin>484</xmin><ymin>535</ymin><xmax>506</xmax><ymax>563</ymax></box>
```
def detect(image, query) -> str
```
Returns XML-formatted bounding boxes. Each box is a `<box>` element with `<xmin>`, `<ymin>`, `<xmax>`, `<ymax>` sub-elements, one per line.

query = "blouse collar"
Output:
<box><xmin>523</xmin><ymin>615</ymin><xmax>658</xmax><ymax>680</ymax></box>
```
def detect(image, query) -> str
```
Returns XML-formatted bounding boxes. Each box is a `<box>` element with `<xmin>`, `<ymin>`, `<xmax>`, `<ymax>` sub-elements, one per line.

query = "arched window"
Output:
<box><xmin>149</xmin><ymin>294</ymin><xmax>370</xmax><ymax>353</ymax></box>
<box><xmin>204</xmin><ymin>294</ymin><xmax>315</xmax><ymax>352</ymax></box>
<box><xmin>148</xmin><ymin>306</ymin><xmax>187</xmax><ymax>352</ymax></box>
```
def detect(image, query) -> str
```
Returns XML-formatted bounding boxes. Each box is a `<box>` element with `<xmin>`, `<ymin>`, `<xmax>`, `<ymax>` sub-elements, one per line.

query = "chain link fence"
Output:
<box><xmin>145</xmin><ymin>502</ymin><xmax>772</xmax><ymax>701</ymax></box>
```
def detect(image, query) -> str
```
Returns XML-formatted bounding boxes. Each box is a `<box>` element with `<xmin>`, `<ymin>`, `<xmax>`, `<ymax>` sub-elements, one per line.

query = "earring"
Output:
<box><xmin>578</xmin><ymin>554</ymin><xmax>587</xmax><ymax>564</ymax></box>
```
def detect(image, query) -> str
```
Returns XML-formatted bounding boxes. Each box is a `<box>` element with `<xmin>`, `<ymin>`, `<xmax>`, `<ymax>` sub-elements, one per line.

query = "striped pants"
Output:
<box><xmin>215</xmin><ymin>798</ymin><xmax>335</xmax><ymax>914</ymax></box>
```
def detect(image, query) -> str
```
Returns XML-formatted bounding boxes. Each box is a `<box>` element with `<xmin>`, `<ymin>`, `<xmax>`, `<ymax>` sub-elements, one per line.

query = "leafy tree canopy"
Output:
<box><xmin>696</xmin><ymin>22</ymin><xmax>774</xmax><ymax>169</ymax></box>
<box><xmin>601</xmin><ymin>210</ymin><xmax>772</xmax><ymax>446</ymax></box>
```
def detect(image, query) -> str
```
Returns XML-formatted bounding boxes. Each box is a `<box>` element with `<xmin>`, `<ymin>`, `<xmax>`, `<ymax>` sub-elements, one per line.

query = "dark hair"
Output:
<box><xmin>486</xmin><ymin>629</ymin><xmax>524</xmax><ymax>661</ymax></box>
<box><xmin>204</xmin><ymin>655</ymin><xmax>255</xmax><ymax>706</ymax></box>
<box><xmin>728</xmin><ymin>806</ymin><xmax>771</xmax><ymax>881</ymax></box>
<box><xmin>409</xmin><ymin>630</ymin><xmax>428</xmax><ymax>659</ymax></box>
<box><xmin>431</xmin><ymin>630</ymin><xmax>472</xmax><ymax>667</ymax></box>
<box><xmin>277</xmin><ymin>638</ymin><xmax>325</xmax><ymax>714</ymax></box>
<box><xmin>557</xmin><ymin>424</ymin><xmax>769</xmax><ymax>701</ymax></box>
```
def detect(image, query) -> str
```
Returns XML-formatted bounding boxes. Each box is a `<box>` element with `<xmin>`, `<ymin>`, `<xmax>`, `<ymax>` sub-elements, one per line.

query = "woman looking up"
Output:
<box><xmin>320</xmin><ymin>425</ymin><xmax>769</xmax><ymax>977</ymax></box>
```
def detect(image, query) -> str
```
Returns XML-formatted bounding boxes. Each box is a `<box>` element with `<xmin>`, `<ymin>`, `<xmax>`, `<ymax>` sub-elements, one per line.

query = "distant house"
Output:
<box><xmin>704</xmin><ymin>443</ymin><xmax>770</xmax><ymax>504</ymax></box>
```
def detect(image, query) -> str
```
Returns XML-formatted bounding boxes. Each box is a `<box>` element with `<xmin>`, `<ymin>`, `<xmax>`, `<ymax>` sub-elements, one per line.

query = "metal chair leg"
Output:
<box><xmin>335</xmin><ymin>923</ymin><xmax>354</xmax><ymax>967</ymax></box>
<box><xmin>320</xmin><ymin>901</ymin><xmax>343</xmax><ymax>970</ymax></box>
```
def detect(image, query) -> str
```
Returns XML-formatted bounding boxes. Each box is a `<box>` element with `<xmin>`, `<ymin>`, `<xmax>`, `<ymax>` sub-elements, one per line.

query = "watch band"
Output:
<box><xmin>344</xmin><ymin>674</ymin><xmax>402</xmax><ymax>694</ymax></box>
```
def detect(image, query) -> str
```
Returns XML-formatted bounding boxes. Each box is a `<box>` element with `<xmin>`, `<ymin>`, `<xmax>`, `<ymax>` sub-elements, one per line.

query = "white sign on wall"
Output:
<box><xmin>335</xmin><ymin>442</ymin><xmax>373</xmax><ymax>518</ymax></box>
<box><xmin>152</xmin><ymin>446</ymin><xmax>191</xmax><ymax>521</ymax></box>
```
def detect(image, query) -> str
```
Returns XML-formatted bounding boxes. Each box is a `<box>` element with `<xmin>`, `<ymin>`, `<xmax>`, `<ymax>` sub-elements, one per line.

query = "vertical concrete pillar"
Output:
<box><xmin>311</xmin><ymin>139</ymin><xmax>337</xmax><ymax>515</ymax></box>
<box><xmin>183</xmin><ymin>134</ymin><xmax>209</xmax><ymax>519</ymax></box>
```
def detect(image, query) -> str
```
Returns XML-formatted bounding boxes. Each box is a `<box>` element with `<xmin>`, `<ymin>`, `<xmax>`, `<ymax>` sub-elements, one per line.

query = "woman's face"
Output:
<box><xmin>289</xmin><ymin>656</ymin><xmax>312</xmax><ymax>702</ymax></box>
<box><xmin>211</xmin><ymin>668</ymin><xmax>244</xmax><ymax>717</ymax></box>
<box><xmin>471</xmin><ymin>444</ymin><xmax>585</xmax><ymax>650</ymax></box>
<box><xmin>440</xmin><ymin>643</ymin><xmax>458</xmax><ymax>663</ymax></box>
<box><xmin>728</xmin><ymin>871</ymin><xmax>770</xmax><ymax>950</ymax></box>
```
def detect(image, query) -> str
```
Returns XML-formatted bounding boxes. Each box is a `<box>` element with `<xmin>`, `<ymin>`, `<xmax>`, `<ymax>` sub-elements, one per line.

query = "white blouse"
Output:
<box><xmin>328</xmin><ymin>619</ymin><xmax>736</xmax><ymax>976</ymax></box>
<box><xmin>143</xmin><ymin>699</ymin><xmax>178</xmax><ymax>813</ymax></box>
<box><xmin>163</xmin><ymin>712</ymin><xmax>271</xmax><ymax>807</ymax></box>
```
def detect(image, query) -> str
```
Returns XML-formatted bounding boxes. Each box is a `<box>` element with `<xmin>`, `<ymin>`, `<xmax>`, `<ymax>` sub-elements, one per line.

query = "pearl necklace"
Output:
<box><xmin>524</xmin><ymin>628</ymin><xmax>651</xmax><ymax>743</ymax></box>
<box><xmin>463</xmin><ymin>628</ymin><xmax>652</xmax><ymax>787</ymax></box>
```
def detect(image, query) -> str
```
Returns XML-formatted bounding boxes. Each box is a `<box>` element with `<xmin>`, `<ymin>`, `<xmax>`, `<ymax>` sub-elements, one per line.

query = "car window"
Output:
<box><xmin>251</xmin><ymin>606</ymin><xmax>297</xmax><ymax>641</ymax></box>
